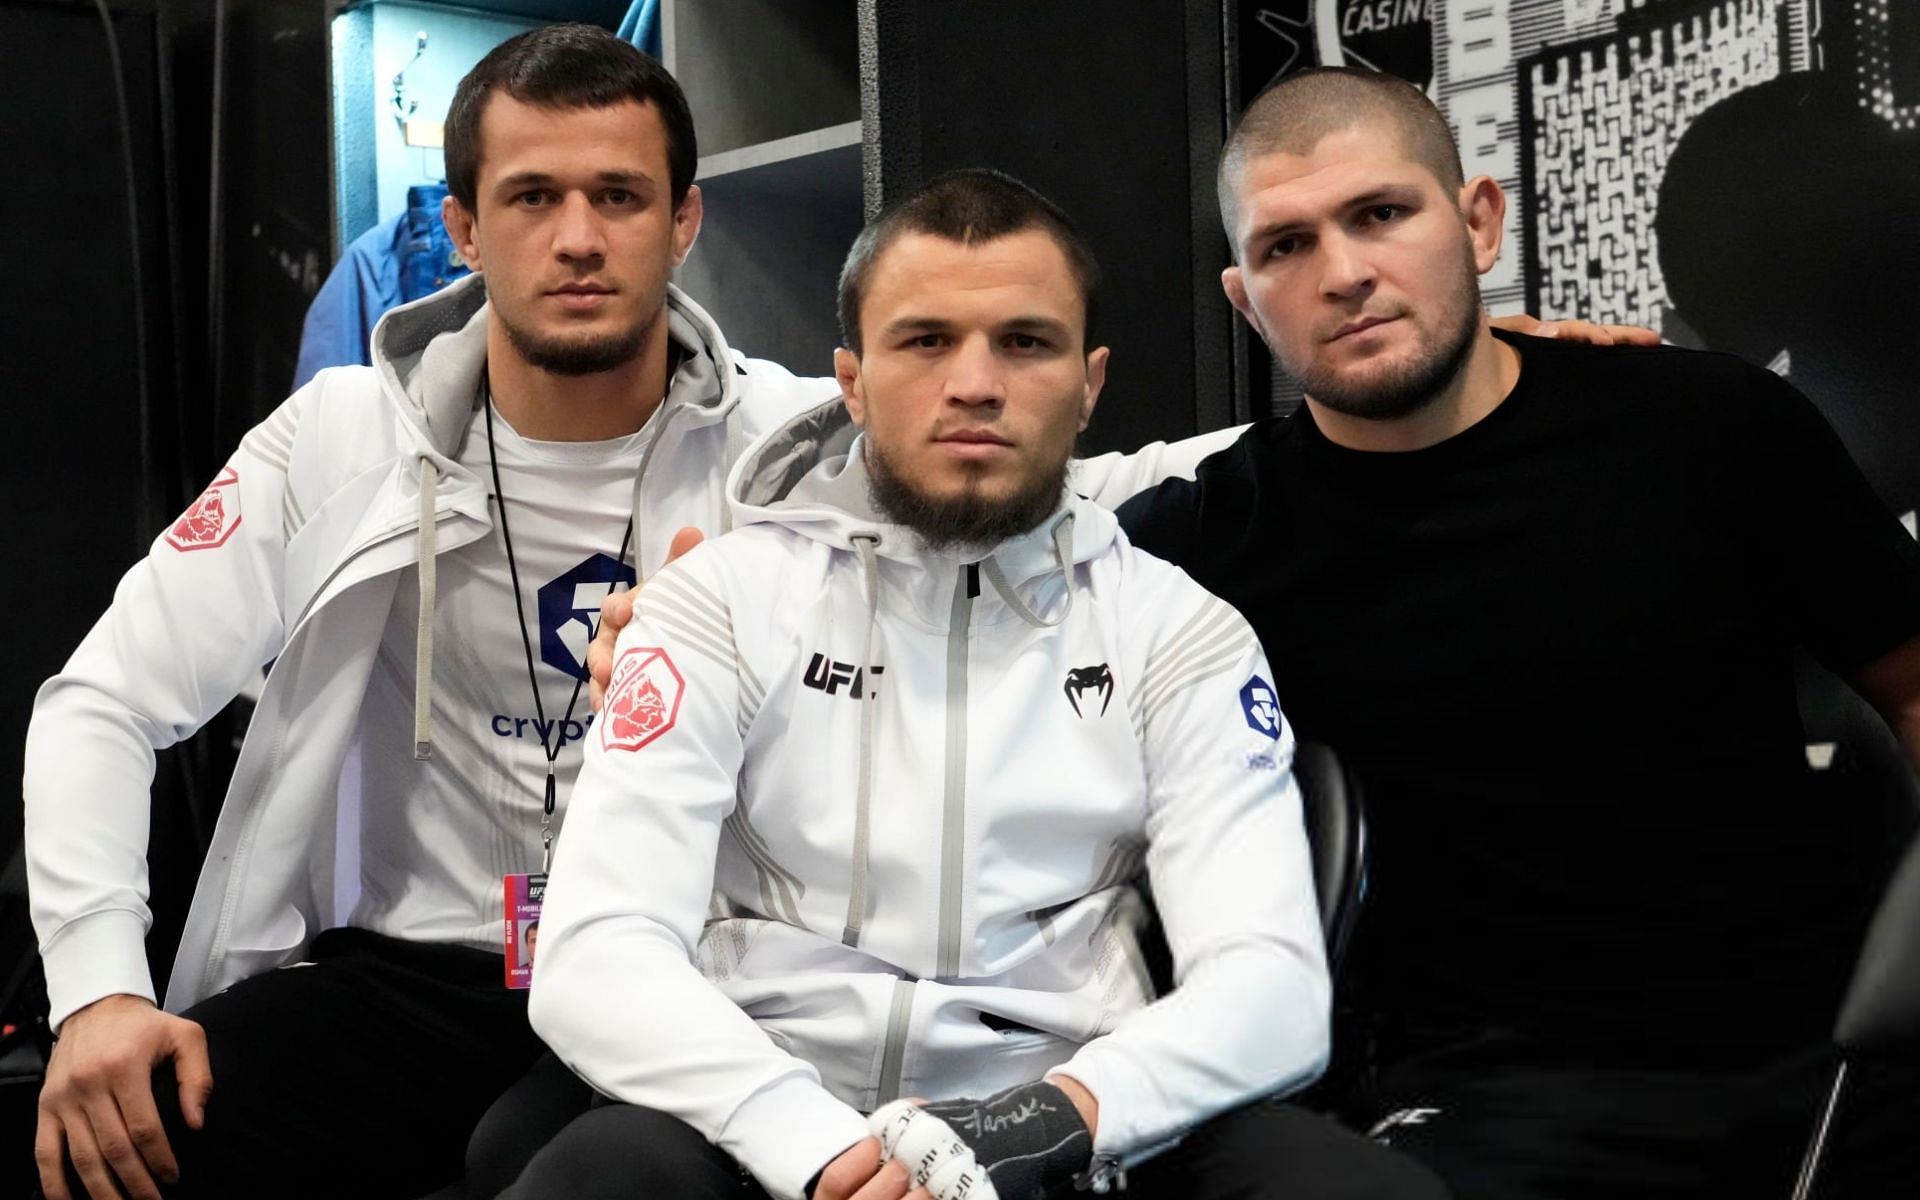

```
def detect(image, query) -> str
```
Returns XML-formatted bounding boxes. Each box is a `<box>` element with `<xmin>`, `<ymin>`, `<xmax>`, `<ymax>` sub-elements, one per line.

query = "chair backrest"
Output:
<box><xmin>1129</xmin><ymin>738</ymin><xmax>1370</xmax><ymax>995</ymax></box>
<box><xmin>1835</xmin><ymin>829</ymin><xmax>1920</xmax><ymax>1057</ymax></box>
<box><xmin>1293</xmin><ymin>740</ymin><xmax>1368</xmax><ymax>971</ymax></box>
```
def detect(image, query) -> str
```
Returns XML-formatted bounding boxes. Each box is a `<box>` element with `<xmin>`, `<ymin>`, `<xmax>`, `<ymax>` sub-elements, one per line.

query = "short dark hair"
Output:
<box><xmin>445</xmin><ymin>23</ymin><xmax>697</xmax><ymax>213</ymax></box>
<box><xmin>1218</xmin><ymin>67</ymin><xmax>1464</xmax><ymax>250</ymax></box>
<box><xmin>836</xmin><ymin>169</ymin><xmax>1102</xmax><ymax>354</ymax></box>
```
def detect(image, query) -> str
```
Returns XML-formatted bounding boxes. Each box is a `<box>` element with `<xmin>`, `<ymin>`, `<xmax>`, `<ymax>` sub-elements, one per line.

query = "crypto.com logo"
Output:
<box><xmin>537</xmin><ymin>553</ymin><xmax>636</xmax><ymax>680</ymax></box>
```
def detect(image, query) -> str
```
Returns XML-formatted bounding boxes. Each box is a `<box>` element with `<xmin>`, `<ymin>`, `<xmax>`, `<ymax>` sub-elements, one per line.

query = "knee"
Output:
<box><xmin>502</xmin><ymin>1105</ymin><xmax>730</xmax><ymax>1200</ymax></box>
<box><xmin>1178</xmin><ymin>1101</ymin><xmax>1454</xmax><ymax>1200</ymax></box>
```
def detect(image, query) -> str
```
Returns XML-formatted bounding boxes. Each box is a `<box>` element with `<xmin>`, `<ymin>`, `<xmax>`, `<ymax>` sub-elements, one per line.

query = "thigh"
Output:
<box><xmin>161</xmin><ymin>929</ymin><xmax>547</xmax><ymax>1200</ymax></box>
<box><xmin>466</xmin><ymin>1051</ymin><xmax>597</xmax><ymax>1200</ymax></box>
<box><xmin>1356</xmin><ymin>1046</ymin><xmax>1820</xmax><ymax>1200</ymax></box>
<box><xmin>498</xmin><ymin>1103</ymin><xmax>768</xmax><ymax>1200</ymax></box>
<box><xmin>1127</xmin><ymin>1099</ymin><xmax>1452</xmax><ymax>1200</ymax></box>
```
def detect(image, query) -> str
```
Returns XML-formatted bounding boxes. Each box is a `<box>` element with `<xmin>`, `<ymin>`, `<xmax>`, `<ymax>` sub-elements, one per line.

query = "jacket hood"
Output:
<box><xmin>725</xmin><ymin>397</ymin><xmax>1118</xmax><ymax>577</ymax></box>
<box><xmin>367</xmin><ymin>273</ymin><xmax>746</xmax><ymax>457</ymax></box>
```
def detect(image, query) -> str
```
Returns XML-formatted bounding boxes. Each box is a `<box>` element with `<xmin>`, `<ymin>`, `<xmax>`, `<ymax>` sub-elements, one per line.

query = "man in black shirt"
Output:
<box><xmin>1120</xmin><ymin>67</ymin><xmax>1920</xmax><ymax>1198</ymax></box>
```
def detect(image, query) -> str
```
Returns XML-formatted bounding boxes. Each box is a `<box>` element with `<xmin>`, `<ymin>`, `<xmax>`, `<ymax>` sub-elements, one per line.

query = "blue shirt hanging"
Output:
<box><xmin>293</xmin><ymin>182</ymin><xmax>471</xmax><ymax>390</ymax></box>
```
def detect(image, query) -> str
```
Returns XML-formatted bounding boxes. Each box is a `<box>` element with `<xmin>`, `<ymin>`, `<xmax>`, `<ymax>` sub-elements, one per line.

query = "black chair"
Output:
<box><xmin>1133</xmin><ymin>737</ymin><xmax>1368</xmax><ymax>1001</ymax></box>
<box><xmin>1294</xmin><ymin>740</ymin><xmax>1369</xmax><ymax>971</ymax></box>
<box><xmin>1787</xmin><ymin>653</ymin><xmax>1920</xmax><ymax>1199</ymax></box>
<box><xmin>1790</xmin><ymin>829</ymin><xmax>1920</xmax><ymax>1199</ymax></box>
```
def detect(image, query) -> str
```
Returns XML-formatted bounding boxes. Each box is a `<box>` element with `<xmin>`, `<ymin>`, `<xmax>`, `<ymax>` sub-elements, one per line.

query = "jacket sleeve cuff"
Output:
<box><xmin>41</xmin><ymin>909</ymin><xmax>156</xmax><ymax>1033</ymax></box>
<box><xmin>715</xmin><ymin>1075</ymin><xmax>871</xmax><ymax>1200</ymax></box>
<box><xmin>1052</xmin><ymin>1045</ymin><xmax>1157</xmax><ymax>1159</ymax></box>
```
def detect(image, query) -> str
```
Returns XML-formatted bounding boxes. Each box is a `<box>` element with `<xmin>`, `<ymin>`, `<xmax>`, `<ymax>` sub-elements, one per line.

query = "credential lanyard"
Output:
<box><xmin>483</xmin><ymin>381</ymin><xmax>633</xmax><ymax>872</ymax></box>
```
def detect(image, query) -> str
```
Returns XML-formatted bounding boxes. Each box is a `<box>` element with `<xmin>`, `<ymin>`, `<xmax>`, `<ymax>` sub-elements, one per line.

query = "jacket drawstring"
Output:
<box><xmin>413</xmin><ymin>456</ymin><xmax>440</xmax><ymax>759</ymax></box>
<box><xmin>626</xmin><ymin>400</ymin><xmax>685</xmax><ymax>582</ymax></box>
<box><xmin>843</xmin><ymin>531</ymin><xmax>884</xmax><ymax>948</ymax></box>
<box><xmin>979</xmin><ymin>512</ymin><xmax>1077</xmax><ymax>630</ymax></box>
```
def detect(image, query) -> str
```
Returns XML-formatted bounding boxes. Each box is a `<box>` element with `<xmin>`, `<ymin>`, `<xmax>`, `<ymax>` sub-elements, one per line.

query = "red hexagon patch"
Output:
<box><xmin>601</xmin><ymin>645</ymin><xmax>684</xmax><ymax>752</ymax></box>
<box><xmin>165</xmin><ymin>467</ymin><xmax>242</xmax><ymax>552</ymax></box>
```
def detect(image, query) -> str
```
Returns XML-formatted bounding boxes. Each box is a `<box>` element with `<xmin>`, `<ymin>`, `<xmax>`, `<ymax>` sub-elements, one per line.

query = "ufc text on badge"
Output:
<box><xmin>503</xmin><ymin>872</ymin><xmax>546</xmax><ymax>990</ymax></box>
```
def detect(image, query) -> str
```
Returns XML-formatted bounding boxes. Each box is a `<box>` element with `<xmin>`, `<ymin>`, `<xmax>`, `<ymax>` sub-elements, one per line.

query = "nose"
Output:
<box><xmin>944</xmin><ymin>334</ymin><xmax>1004</xmax><ymax>409</ymax></box>
<box><xmin>551</xmin><ymin>192</ymin><xmax>607</xmax><ymax>264</ymax></box>
<box><xmin>1318</xmin><ymin>230</ymin><xmax>1375</xmax><ymax>301</ymax></box>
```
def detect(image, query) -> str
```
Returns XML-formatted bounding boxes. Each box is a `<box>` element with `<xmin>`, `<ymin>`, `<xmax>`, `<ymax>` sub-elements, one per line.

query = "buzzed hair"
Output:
<box><xmin>1218</xmin><ymin>67</ymin><xmax>1465</xmax><ymax>247</ymax></box>
<box><xmin>837</xmin><ymin>168</ymin><xmax>1102</xmax><ymax>354</ymax></box>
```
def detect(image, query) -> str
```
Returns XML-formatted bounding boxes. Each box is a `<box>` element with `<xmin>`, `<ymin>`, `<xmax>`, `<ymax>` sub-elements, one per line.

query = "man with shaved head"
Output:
<box><xmin>1120</xmin><ymin>67</ymin><xmax>1920</xmax><ymax>1197</ymax></box>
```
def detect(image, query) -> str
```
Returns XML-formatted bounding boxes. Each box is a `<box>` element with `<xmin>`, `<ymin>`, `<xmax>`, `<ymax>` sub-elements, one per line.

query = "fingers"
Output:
<box><xmin>115</xmin><ymin>1083</ymin><xmax>179</xmax><ymax>1190</ymax></box>
<box><xmin>59</xmin><ymin>1111</ymin><xmax>123</xmax><ymax>1200</ymax></box>
<box><xmin>815</xmin><ymin>1137</ymin><xmax>884</xmax><ymax>1200</ymax></box>
<box><xmin>1605</xmin><ymin>322</ymin><xmax>1662</xmax><ymax>346</ymax></box>
<box><xmin>35</xmin><ymin>1108</ymin><xmax>74</xmax><ymax>1200</ymax></box>
<box><xmin>587</xmin><ymin>590</ymin><xmax>633</xmax><ymax>713</ymax></box>
<box><xmin>848</xmin><ymin>1157</ymin><xmax>913</xmax><ymax>1200</ymax></box>
<box><xmin>666</xmin><ymin>526</ymin><xmax>705</xmax><ymax>563</ymax></box>
<box><xmin>1506</xmin><ymin>316</ymin><xmax>1661</xmax><ymax>348</ymax></box>
<box><xmin>169</xmin><ymin>1020</ymin><xmax>214</xmax><ymax>1130</ymax></box>
<box><xmin>1536</xmin><ymin>320</ymin><xmax>1611</xmax><ymax>344</ymax></box>
<box><xmin>81</xmin><ymin>1089</ymin><xmax>162</xmax><ymax>1200</ymax></box>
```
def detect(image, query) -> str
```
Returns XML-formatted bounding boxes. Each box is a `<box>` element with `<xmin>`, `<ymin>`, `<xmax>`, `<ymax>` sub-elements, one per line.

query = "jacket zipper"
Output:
<box><xmin>875</xmin><ymin>976</ymin><xmax>916</xmax><ymax>1106</ymax></box>
<box><xmin>938</xmin><ymin>563</ymin><xmax>978</xmax><ymax>977</ymax></box>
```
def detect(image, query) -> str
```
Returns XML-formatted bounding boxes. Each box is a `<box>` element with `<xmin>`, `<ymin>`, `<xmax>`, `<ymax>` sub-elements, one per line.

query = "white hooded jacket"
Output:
<box><xmin>22</xmin><ymin>274</ymin><xmax>1240</xmax><ymax>1033</ymax></box>
<box><xmin>531</xmin><ymin>401</ymin><xmax>1330</xmax><ymax>1200</ymax></box>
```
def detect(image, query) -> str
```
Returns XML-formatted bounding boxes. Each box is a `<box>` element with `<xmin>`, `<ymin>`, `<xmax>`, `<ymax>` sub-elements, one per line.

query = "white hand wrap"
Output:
<box><xmin>868</xmin><ymin>1080</ymin><xmax>1093</xmax><ymax>1200</ymax></box>
<box><xmin>871</xmin><ymin>1100</ymin><xmax>999</xmax><ymax>1200</ymax></box>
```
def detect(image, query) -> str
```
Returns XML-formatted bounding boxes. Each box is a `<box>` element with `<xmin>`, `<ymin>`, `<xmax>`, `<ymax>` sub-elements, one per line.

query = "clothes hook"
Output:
<box><xmin>392</xmin><ymin>31</ymin><xmax>427</xmax><ymax>127</ymax></box>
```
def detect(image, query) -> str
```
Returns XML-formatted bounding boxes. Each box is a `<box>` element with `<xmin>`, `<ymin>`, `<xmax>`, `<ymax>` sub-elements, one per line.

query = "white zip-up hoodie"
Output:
<box><xmin>22</xmin><ymin>273</ymin><xmax>1240</xmax><ymax>1033</ymax></box>
<box><xmin>531</xmin><ymin>401</ymin><xmax>1330</xmax><ymax>1200</ymax></box>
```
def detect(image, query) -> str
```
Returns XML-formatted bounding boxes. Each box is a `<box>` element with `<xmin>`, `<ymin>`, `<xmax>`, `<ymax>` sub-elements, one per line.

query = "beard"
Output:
<box><xmin>493</xmin><ymin>286</ymin><xmax>652</xmax><ymax>377</ymax></box>
<box><xmin>1277</xmin><ymin>253</ymin><xmax>1483</xmax><ymax>421</ymax></box>
<box><xmin>864</xmin><ymin>438</ymin><xmax>1069</xmax><ymax>555</ymax></box>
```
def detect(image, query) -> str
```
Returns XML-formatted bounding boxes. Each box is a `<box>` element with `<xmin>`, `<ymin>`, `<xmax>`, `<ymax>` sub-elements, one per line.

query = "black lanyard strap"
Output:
<box><xmin>484</xmin><ymin>383</ymin><xmax>634</xmax><ymax>870</ymax></box>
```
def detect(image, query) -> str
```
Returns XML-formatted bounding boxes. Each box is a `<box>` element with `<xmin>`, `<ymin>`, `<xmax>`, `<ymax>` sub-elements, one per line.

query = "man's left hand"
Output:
<box><xmin>1491</xmin><ymin>313</ymin><xmax>1660</xmax><ymax>346</ymax></box>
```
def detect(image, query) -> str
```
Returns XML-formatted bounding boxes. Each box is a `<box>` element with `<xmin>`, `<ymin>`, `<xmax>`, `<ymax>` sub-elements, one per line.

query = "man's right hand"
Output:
<box><xmin>813</xmin><ymin>1136</ymin><xmax>932</xmax><ymax>1200</ymax></box>
<box><xmin>588</xmin><ymin>526</ymin><xmax>705</xmax><ymax>712</ymax></box>
<box><xmin>35</xmin><ymin>994</ymin><xmax>213</xmax><ymax>1200</ymax></box>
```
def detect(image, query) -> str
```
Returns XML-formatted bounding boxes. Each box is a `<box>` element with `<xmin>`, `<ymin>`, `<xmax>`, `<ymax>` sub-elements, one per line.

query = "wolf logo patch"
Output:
<box><xmin>166</xmin><ymin>467</ymin><xmax>241</xmax><ymax>552</ymax></box>
<box><xmin>601</xmin><ymin>646</ymin><xmax>684</xmax><ymax>752</ymax></box>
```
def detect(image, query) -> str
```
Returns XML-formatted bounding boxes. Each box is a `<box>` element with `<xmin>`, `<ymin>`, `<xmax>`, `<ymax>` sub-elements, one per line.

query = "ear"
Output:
<box><xmin>1221</xmin><ymin>264</ymin><xmax>1256</xmax><ymax>327</ymax></box>
<box><xmin>834</xmin><ymin>347</ymin><xmax>867</xmax><ymax>427</ymax></box>
<box><xmin>443</xmin><ymin>194</ymin><xmax>481</xmax><ymax>271</ymax></box>
<box><xmin>1459</xmin><ymin>175</ymin><xmax>1507</xmax><ymax>277</ymax></box>
<box><xmin>1078</xmin><ymin>345</ymin><xmax>1109</xmax><ymax>432</ymax></box>
<box><xmin>671</xmin><ymin>184</ymin><xmax>704</xmax><ymax>268</ymax></box>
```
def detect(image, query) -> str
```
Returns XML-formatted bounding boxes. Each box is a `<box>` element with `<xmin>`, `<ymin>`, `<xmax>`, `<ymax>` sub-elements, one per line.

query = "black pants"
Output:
<box><xmin>1343</xmin><ymin>1029</ymin><xmax>1920</xmax><ymax>1200</ymax></box>
<box><xmin>483</xmin><ymin>1076</ymin><xmax>1451</xmax><ymax>1200</ymax></box>
<box><xmin>138</xmin><ymin>927</ymin><xmax>546</xmax><ymax>1200</ymax></box>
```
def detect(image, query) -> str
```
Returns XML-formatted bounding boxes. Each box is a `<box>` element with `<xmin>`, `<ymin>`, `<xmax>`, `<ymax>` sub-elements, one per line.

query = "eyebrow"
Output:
<box><xmin>878</xmin><ymin>314</ymin><xmax>1074</xmax><ymax>340</ymax></box>
<box><xmin>491</xmin><ymin>170</ymin><xmax>658</xmax><ymax>194</ymax></box>
<box><xmin>1245</xmin><ymin>185</ymin><xmax>1421</xmax><ymax>244</ymax></box>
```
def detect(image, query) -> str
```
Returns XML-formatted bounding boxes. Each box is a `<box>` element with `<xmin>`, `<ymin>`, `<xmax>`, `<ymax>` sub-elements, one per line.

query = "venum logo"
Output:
<box><xmin>538</xmin><ymin>553</ymin><xmax>636</xmax><ymax>680</ymax></box>
<box><xmin>601</xmin><ymin>646</ymin><xmax>683</xmax><ymax>752</ymax></box>
<box><xmin>1063</xmin><ymin>664</ymin><xmax>1114</xmax><ymax>717</ymax></box>
<box><xmin>802</xmin><ymin>652</ymin><xmax>883</xmax><ymax>699</ymax></box>
<box><xmin>165</xmin><ymin>467</ymin><xmax>242</xmax><ymax>552</ymax></box>
<box><xmin>1240</xmin><ymin>675</ymin><xmax>1281</xmax><ymax>739</ymax></box>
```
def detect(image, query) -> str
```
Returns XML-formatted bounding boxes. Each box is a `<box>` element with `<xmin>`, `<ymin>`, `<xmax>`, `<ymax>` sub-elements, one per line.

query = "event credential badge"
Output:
<box><xmin>503</xmin><ymin>872</ymin><xmax>546</xmax><ymax>990</ymax></box>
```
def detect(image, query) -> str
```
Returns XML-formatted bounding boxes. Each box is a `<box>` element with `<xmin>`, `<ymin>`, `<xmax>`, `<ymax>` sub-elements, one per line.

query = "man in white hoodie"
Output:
<box><xmin>22</xmin><ymin>27</ymin><xmax>1249</xmax><ymax>1200</ymax></box>
<box><xmin>512</xmin><ymin>170</ymin><xmax>1448</xmax><ymax>1200</ymax></box>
